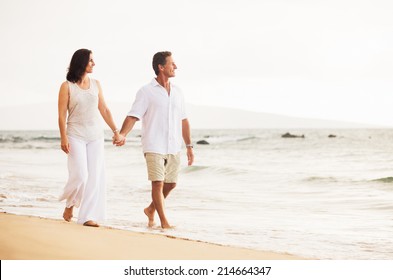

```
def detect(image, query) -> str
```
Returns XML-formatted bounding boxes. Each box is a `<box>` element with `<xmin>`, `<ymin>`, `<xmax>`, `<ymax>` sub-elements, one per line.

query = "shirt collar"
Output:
<box><xmin>151</xmin><ymin>78</ymin><xmax>174</xmax><ymax>88</ymax></box>
<box><xmin>151</xmin><ymin>78</ymin><xmax>161</xmax><ymax>87</ymax></box>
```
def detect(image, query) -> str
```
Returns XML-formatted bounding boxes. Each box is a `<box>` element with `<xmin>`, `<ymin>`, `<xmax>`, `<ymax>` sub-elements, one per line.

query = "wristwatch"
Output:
<box><xmin>186</xmin><ymin>144</ymin><xmax>193</xmax><ymax>148</ymax></box>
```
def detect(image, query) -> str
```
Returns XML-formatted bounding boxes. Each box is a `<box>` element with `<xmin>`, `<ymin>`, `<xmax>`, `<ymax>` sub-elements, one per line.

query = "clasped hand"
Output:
<box><xmin>113</xmin><ymin>133</ymin><xmax>126</xmax><ymax>146</ymax></box>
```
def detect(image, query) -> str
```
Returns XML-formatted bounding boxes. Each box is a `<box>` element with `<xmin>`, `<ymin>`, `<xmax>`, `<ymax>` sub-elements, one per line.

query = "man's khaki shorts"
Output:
<box><xmin>144</xmin><ymin>153</ymin><xmax>181</xmax><ymax>183</ymax></box>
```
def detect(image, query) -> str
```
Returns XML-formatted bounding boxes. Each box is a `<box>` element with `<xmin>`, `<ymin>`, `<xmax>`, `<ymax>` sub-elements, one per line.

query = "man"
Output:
<box><xmin>115</xmin><ymin>51</ymin><xmax>194</xmax><ymax>229</ymax></box>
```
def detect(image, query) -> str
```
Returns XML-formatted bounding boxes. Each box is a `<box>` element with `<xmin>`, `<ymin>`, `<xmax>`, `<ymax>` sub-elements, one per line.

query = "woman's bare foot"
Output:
<box><xmin>63</xmin><ymin>206</ymin><xmax>73</xmax><ymax>222</ymax></box>
<box><xmin>160</xmin><ymin>222</ymin><xmax>174</xmax><ymax>229</ymax></box>
<box><xmin>83</xmin><ymin>220</ymin><xmax>99</xmax><ymax>227</ymax></box>
<box><xmin>144</xmin><ymin>207</ymin><xmax>155</xmax><ymax>227</ymax></box>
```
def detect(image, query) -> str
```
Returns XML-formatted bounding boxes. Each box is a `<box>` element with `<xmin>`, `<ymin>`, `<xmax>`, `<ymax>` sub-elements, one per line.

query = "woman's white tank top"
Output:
<box><xmin>66</xmin><ymin>78</ymin><xmax>103</xmax><ymax>141</ymax></box>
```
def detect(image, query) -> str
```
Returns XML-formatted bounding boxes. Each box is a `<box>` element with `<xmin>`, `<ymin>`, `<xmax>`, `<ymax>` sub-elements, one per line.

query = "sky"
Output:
<box><xmin>1</xmin><ymin>0</ymin><xmax>393</xmax><ymax>127</ymax></box>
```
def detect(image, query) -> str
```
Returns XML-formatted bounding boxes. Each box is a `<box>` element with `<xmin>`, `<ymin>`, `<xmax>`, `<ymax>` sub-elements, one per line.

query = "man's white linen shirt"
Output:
<box><xmin>127</xmin><ymin>78</ymin><xmax>187</xmax><ymax>155</ymax></box>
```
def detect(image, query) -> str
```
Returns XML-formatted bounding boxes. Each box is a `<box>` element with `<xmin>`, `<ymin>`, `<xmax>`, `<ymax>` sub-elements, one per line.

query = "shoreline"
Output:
<box><xmin>0</xmin><ymin>212</ymin><xmax>305</xmax><ymax>260</ymax></box>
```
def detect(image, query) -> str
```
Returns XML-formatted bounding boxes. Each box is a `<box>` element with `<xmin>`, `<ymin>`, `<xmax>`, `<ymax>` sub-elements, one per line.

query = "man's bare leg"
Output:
<box><xmin>144</xmin><ymin>183</ymin><xmax>176</xmax><ymax>227</ymax></box>
<box><xmin>63</xmin><ymin>206</ymin><xmax>73</xmax><ymax>222</ymax></box>
<box><xmin>150</xmin><ymin>181</ymin><xmax>176</xmax><ymax>228</ymax></box>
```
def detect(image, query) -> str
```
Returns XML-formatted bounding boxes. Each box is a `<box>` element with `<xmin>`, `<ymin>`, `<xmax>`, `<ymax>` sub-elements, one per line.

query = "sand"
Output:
<box><xmin>0</xmin><ymin>212</ymin><xmax>304</xmax><ymax>260</ymax></box>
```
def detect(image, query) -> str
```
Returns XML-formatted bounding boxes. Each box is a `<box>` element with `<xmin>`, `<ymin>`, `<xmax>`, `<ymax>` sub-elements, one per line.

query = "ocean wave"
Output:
<box><xmin>181</xmin><ymin>165</ymin><xmax>247</xmax><ymax>176</ymax></box>
<box><xmin>32</xmin><ymin>136</ymin><xmax>60</xmax><ymax>142</ymax></box>
<box><xmin>0</xmin><ymin>134</ymin><xmax>60</xmax><ymax>144</ymax></box>
<box><xmin>0</xmin><ymin>144</ymin><xmax>51</xmax><ymax>150</ymax></box>
<box><xmin>194</xmin><ymin>133</ymin><xmax>260</xmax><ymax>145</ymax></box>
<box><xmin>0</xmin><ymin>136</ymin><xmax>25</xmax><ymax>143</ymax></box>
<box><xmin>303</xmin><ymin>176</ymin><xmax>339</xmax><ymax>183</ymax></box>
<box><xmin>211</xmin><ymin>166</ymin><xmax>248</xmax><ymax>175</ymax></box>
<box><xmin>181</xmin><ymin>166</ymin><xmax>210</xmax><ymax>173</ymax></box>
<box><xmin>304</xmin><ymin>176</ymin><xmax>393</xmax><ymax>186</ymax></box>
<box><xmin>371</xmin><ymin>177</ymin><xmax>393</xmax><ymax>183</ymax></box>
<box><xmin>0</xmin><ymin>132</ymin><xmax>62</xmax><ymax>149</ymax></box>
<box><xmin>237</xmin><ymin>136</ymin><xmax>258</xmax><ymax>142</ymax></box>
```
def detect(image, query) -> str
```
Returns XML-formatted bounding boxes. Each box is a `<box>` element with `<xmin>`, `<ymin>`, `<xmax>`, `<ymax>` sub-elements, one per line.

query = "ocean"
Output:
<box><xmin>1</xmin><ymin>129</ymin><xmax>393</xmax><ymax>260</ymax></box>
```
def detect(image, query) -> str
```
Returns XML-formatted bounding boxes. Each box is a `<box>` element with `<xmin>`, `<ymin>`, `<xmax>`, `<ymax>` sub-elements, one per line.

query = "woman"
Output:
<box><xmin>58</xmin><ymin>49</ymin><xmax>123</xmax><ymax>227</ymax></box>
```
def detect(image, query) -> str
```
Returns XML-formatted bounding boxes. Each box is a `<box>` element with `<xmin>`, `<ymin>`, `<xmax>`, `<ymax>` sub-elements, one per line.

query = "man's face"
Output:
<box><xmin>161</xmin><ymin>56</ymin><xmax>177</xmax><ymax>78</ymax></box>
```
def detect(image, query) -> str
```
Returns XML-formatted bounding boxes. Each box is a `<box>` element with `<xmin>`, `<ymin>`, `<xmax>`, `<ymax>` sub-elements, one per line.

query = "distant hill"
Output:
<box><xmin>0</xmin><ymin>102</ymin><xmax>375</xmax><ymax>130</ymax></box>
<box><xmin>186</xmin><ymin>104</ymin><xmax>372</xmax><ymax>129</ymax></box>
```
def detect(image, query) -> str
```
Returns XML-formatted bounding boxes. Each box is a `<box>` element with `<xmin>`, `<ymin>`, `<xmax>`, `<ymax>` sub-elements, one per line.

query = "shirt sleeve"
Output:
<box><xmin>127</xmin><ymin>88</ymin><xmax>148</xmax><ymax>120</ymax></box>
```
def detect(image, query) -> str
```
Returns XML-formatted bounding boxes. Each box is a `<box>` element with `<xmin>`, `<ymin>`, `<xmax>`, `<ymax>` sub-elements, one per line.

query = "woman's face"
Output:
<box><xmin>85</xmin><ymin>53</ymin><xmax>95</xmax><ymax>73</ymax></box>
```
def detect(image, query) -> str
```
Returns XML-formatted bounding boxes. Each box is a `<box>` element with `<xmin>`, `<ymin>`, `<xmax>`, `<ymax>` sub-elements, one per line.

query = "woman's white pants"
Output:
<box><xmin>59</xmin><ymin>136</ymin><xmax>106</xmax><ymax>224</ymax></box>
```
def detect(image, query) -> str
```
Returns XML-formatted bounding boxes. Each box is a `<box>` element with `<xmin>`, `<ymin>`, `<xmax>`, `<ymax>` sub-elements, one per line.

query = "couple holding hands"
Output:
<box><xmin>58</xmin><ymin>49</ymin><xmax>194</xmax><ymax>229</ymax></box>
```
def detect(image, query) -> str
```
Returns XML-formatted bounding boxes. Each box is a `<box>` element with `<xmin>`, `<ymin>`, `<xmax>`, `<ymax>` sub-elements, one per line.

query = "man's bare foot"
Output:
<box><xmin>83</xmin><ymin>220</ymin><xmax>99</xmax><ymax>227</ymax></box>
<box><xmin>63</xmin><ymin>206</ymin><xmax>73</xmax><ymax>222</ymax></box>
<box><xmin>144</xmin><ymin>207</ymin><xmax>155</xmax><ymax>227</ymax></box>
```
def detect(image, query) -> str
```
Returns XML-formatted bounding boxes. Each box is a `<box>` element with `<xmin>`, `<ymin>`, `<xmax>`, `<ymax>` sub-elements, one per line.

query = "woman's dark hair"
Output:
<box><xmin>66</xmin><ymin>49</ymin><xmax>92</xmax><ymax>83</ymax></box>
<box><xmin>152</xmin><ymin>51</ymin><xmax>172</xmax><ymax>75</ymax></box>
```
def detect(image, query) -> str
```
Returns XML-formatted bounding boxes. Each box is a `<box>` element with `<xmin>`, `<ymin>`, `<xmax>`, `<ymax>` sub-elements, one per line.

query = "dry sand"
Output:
<box><xmin>0</xmin><ymin>212</ymin><xmax>304</xmax><ymax>260</ymax></box>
